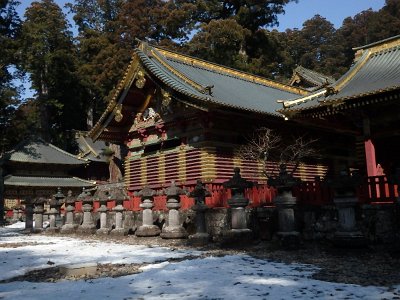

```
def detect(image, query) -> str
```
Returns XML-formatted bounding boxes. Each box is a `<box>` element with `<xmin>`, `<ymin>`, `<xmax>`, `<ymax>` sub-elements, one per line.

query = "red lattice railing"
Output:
<box><xmin>359</xmin><ymin>176</ymin><xmax>399</xmax><ymax>204</ymax></box>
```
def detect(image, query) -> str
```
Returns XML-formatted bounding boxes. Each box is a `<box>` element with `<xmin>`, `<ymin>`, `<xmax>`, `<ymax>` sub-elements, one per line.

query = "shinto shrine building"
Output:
<box><xmin>88</xmin><ymin>41</ymin><xmax>333</xmax><ymax>206</ymax></box>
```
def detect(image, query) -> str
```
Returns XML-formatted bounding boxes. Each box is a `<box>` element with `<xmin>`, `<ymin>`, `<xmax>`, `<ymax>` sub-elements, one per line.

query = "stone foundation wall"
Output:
<box><xmin>360</xmin><ymin>204</ymin><xmax>397</xmax><ymax>244</ymax></box>
<box><xmin>297</xmin><ymin>204</ymin><xmax>399</xmax><ymax>244</ymax></box>
<box><xmin>33</xmin><ymin>203</ymin><xmax>400</xmax><ymax>244</ymax></box>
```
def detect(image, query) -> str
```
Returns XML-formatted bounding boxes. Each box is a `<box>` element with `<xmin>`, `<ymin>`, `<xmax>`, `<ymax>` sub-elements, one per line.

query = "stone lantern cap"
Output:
<box><xmin>49</xmin><ymin>187</ymin><xmax>65</xmax><ymax>206</ymax></box>
<box><xmin>64</xmin><ymin>190</ymin><xmax>76</xmax><ymax>205</ymax></box>
<box><xmin>33</xmin><ymin>196</ymin><xmax>47</xmax><ymax>205</ymax></box>
<box><xmin>267</xmin><ymin>164</ymin><xmax>300</xmax><ymax>190</ymax></box>
<box><xmin>189</xmin><ymin>179</ymin><xmax>210</xmax><ymax>205</ymax></box>
<box><xmin>223</xmin><ymin>168</ymin><xmax>253</xmax><ymax>193</ymax></box>
<box><xmin>163</xmin><ymin>181</ymin><xmax>185</xmax><ymax>198</ymax></box>
<box><xmin>329</xmin><ymin>170</ymin><xmax>362</xmax><ymax>197</ymax></box>
<box><xmin>95</xmin><ymin>189</ymin><xmax>111</xmax><ymax>202</ymax></box>
<box><xmin>110</xmin><ymin>187</ymin><xmax>129</xmax><ymax>202</ymax></box>
<box><xmin>135</xmin><ymin>186</ymin><xmax>156</xmax><ymax>200</ymax></box>
<box><xmin>77</xmin><ymin>188</ymin><xmax>93</xmax><ymax>203</ymax></box>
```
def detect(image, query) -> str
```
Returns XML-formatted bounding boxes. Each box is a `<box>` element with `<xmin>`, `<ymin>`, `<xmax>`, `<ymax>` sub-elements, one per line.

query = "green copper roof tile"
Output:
<box><xmin>137</xmin><ymin>47</ymin><xmax>302</xmax><ymax>116</ymax></box>
<box><xmin>3</xmin><ymin>138</ymin><xmax>88</xmax><ymax>165</ymax></box>
<box><xmin>4</xmin><ymin>175</ymin><xmax>95</xmax><ymax>187</ymax></box>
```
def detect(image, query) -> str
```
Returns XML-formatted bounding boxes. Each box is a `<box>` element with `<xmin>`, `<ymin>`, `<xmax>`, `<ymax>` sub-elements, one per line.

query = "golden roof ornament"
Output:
<box><xmin>135</xmin><ymin>70</ymin><xmax>146</xmax><ymax>89</ymax></box>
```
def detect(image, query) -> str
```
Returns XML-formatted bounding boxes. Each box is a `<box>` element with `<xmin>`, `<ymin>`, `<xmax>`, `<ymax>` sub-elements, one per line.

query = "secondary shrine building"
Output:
<box><xmin>280</xmin><ymin>35</ymin><xmax>400</xmax><ymax>202</ymax></box>
<box><xmin>88</xmin><ymin>41</ymin><xmax>353</xmax><ymax>201</ymax></box>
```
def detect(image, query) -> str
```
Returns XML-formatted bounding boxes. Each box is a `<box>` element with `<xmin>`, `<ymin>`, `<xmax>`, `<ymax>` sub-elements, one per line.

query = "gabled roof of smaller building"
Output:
<box><xmin>75</xmin><ymin>131</ymin><xmax>107</xmax><ymax>162</ymax></box>
<box><xmin>280</xmin><ymin>35</ymin><xmax>400</xmax><ymax>115</ymax></box>
<box><xmin>4</xmin><ymin>175</ymin><xmax>95</xmax><ymax>187</ymax></box>
<box><xmin>290</xmin><ymin>66</ymin><xmax>335</xmax><ymax>90</ymax></box>
<box><xmin>2</xmin><ymin>138</ymin><xmax>88</xmax><ymax>166</ymax></box>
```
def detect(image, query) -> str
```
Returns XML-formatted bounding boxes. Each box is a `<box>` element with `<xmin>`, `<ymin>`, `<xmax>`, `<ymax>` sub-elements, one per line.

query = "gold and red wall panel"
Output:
<box><xmin>125</xmin><ymin>146</ymin><xmax>328</xmax><ymax>191</ymax></box>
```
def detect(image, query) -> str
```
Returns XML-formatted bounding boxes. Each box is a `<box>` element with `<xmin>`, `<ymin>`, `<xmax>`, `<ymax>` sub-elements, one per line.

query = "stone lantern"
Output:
<box><xmin>11</xmin><ymin>205</ymin><xmax>22</xmax><ymax>223</ymax></box>
<box><xmin>11</xmin><ymin>205</ymin><xmax>20</xmax><ymax>223</ymax></box>
<box><xmin>96</xmin><ymin>189</ymin><xmax>111</xmax><ymax>235</ymax></box>
<box><xmin>46</xmin><ymin>187</ymin><xmax>65</xmax><ymax>234</ymax></box>
<box><xmin>61</xmin><ymin>190</ymin><xmax>78</xmax><ymax>233</ymax></box>
<box><xmin>77</xmin><ymin>188</ymin><xmax>96</xmax><ymax>234</ymax></box>
<box><xmin>33</xmin><ymin>197</ymin><xmax>47</xmax><ymax>233</ymax></box>
<box><xmin>223</xmin><ymin>168</ymin><xmax>253</xmax><ymax>240</ymax></box>
<box><xmin>160</xmin><ymin>181</ymin><xmax>188</xmax><ymax>239</ymax></box>
<box><xmin>268</xmin><ymin>164</ymin><xmax>301</xmax><ymax>249</ymax></box>
<box><xmin>23</xmin><ymin>197</ymin><xmax>34</xmax><ymax>231</ymax></box>
<box><xmin>331</xmin><ymin>171</ymin><xmax>366</xmax><ymax>247</ymax></box>
<box><xmin>110</xmin><ymin>187</ymin><xmax>129</xmax><ymax>236</ymax></box>
<box><xmin>135</xmin><ymin>186</ymin><xmax>160</xmax><ymax>237</ymax></box>
<box><xmin>188</xmin><ymin>179</ymin><xmax>211</xmax><ymax>245</ymax></box>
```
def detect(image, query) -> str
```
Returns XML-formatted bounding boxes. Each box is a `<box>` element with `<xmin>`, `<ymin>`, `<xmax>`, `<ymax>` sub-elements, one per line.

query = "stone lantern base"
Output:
<box><xmin>333</xmin><ymin>197</ymin><xmax>367</xmax><ymax>247</ymax></box>
<box><xmin>61</xmin><ymin>224</ymin><xmax>78</xmax><ymax>234</ymax></box>
<box><xmin>221</xmin><ymin>199</ymin><xmax>253</xmax><ymax>246</ymax></box>
<box><xmin>188</xmin><ymin>203</ymin><xmax>210</xmax><ymax>245</ymax></box>
<box><xmin>274</xmin><ymin>190</ymin><xmax>300</xmax><ymax>250</ymax></box>
<box><xmin>76</xmin><ymin>225</ymin><xmax>96</xmax><ymax>235</ymax></box>
<box><xmin>110</xmin><ymin>228</ymin><xmax>128</xmax><ymax>236</ymax></box>
<box><xmin>221</xmin><ymin>228</ymin><xmax>252</xmax><ymax>246</ymax></box>
<box><xmin>96</xmin><ymin>228</ymin><xmax>111</xmax><ymax>235</ymax></box>
<box><xmin>161</xmin><ymin>226</ymin><xmax>188</xmax><ymax>239</ymax></box>
<box><xmin>136</xmin><ymin>225</ymin><xmax>160</xmax><ymax>237</ymax></box>
<box><xmin>188</xmin><ymin>232</ymin><xmax>210</xmax><ymax>246</ymax></box>
<box><xmin>45</xmin><ymin>227</ymin><xmax>60</xmax><ymax>234</ymax></box>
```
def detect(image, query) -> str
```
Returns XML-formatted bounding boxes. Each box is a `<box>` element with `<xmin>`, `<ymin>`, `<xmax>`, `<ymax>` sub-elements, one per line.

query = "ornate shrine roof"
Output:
<box><xmin>75</xmin><ymin>131</ymin><xmax>108</xmax><ymax>162</ymax></box>
<box><xmin>136</xmin><ymin>44</ymin><xmax>306</xmax><ymax>113</ymax></box>
<box><xmin>2</xmin><ymin>138</ymin><xmax>88</xmax><ymax>166</ymax></box>
<box><xmin>89</xmin><ymin>41</ymin><xmax>308</xmax><ymax>141</ymax></box>
<box><xmin>280</xmin><ymin>35</ymin><xmax>400</xmax><ymax>116</ymax></box>
<box><xmin>4</xmin><ymin>175</ymin><xmax>95</xmax><ymax>187</ymax></box>
<box><xmin>290</xmin><ymin>66</ymin><xmax>335</xmax><ymax>90</ymax></box>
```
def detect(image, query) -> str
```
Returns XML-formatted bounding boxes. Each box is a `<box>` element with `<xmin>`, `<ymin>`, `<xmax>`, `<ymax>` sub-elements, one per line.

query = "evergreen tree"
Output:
<box><xmin>338</xmin><ymin>2</ymin><xmax>400</xmax><ymax>68</ymax></box>
<box><xmin>187</xmin><ymin>19</ymin><xmax>250</xmax><ymax>67</ymax></box>
<box><xmin>19</xmin><ymin>0</ymin><xmax>88</xmax><ymax>147</ymax></box>
<box><xmin>0</xmin><ymin>0</ymin><xmax>20</xmax><ymax>154</ymax></box>
<box><xmin>188</xmin><ymin>0</ymin><xmax>296</xmax><ymax>32</ymax></box>
<box><xmin>285</xmin><ymin>15</ymin><xmax>347</xmax><ymax>78</ymax></box>
<box><xmin>185</xmin><ymin>0</ymin><xmax>296</xmax><ymax>76</ymax></box>
<box><xmin>69</xmin><ymin>0</ymin><xmax>129</xmax><ymax>119</ymax></box>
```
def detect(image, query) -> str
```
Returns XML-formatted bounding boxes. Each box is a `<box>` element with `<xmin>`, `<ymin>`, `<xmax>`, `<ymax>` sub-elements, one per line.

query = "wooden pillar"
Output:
<box><xmin>363</xmin><ymin>117</ymin><xmax>377</xmax><ymax>177</ymax></box>
<box><xmin>364</xmin><ymin>139</ymin><xmax>377</xmax><ymax>176</ymax></box>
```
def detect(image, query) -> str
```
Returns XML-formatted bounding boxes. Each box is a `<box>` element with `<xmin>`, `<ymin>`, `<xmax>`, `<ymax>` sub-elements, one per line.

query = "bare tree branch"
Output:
<box><xmin>238</xmin><ymin>128</ymin><xmax>317</xmax><ymax>179</ymax></box>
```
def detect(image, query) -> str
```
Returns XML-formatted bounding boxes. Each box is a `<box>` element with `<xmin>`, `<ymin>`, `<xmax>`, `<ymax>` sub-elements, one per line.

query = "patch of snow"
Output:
<box><xmin>140</xmin><ymin>261</ymin><xmax>170</xmax><ymax>271</ymax></box>
<box><xmin>5</xmin><ymin>222</ymin><xmax>26</xmax><ymax>229</ymax></box>
<box><xmin>1</xmin><ymin>227</ymin><xmax>400</xmax><ymax>299</ymax></box>
<box><xmin>0</xmin><ymin>227</ymin><xmax>201</xmax><ymax>281</ymax></box>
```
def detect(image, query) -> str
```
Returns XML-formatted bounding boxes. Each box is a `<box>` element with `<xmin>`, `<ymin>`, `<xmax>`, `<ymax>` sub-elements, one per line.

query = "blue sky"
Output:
<box><xmin>272</xmin><ymin>0</ymin><xmax>385</xmax><ymax>29</ymax></box>
<box><xmin>16</xmin><ymin>0</ymin><xmax>386</xmax><ymax>99</ymax></box>
<box><xmin>17</xmin><ymin>0</ymin><xmax>386</xmax><ymax>30</ymax></box>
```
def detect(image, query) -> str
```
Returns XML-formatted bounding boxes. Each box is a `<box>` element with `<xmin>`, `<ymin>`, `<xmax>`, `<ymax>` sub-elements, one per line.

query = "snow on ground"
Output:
<box><xmin>0</xmin><ymin>224</ymin><xmax>200</xmax><ymax>282</ymax></box>
<box><xmin>4</xmin><ymin>221</ymin><xmax>26</xmax><ymax>229</ymax></box>
<box><xmin>1</xmin><ymin>225</ymin><xmax>400</xmax><ymax>300</ymax></box>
